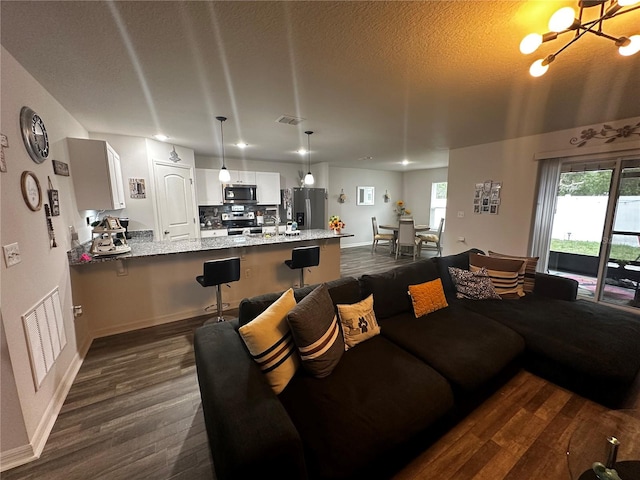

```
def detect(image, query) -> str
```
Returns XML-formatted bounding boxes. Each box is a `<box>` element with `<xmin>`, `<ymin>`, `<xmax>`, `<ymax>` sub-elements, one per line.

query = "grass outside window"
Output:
<box><xmin>550</xmin><ymin>239</ymin><xmax>639</xmax><ymax>262</ymax></box>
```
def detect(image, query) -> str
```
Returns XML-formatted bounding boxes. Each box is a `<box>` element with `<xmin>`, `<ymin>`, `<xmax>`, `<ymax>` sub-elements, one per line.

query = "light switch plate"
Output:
<box><xmin>3</xmin><ymin>242</ymin><xmax>21</xmax><ymax>267</ymax></box>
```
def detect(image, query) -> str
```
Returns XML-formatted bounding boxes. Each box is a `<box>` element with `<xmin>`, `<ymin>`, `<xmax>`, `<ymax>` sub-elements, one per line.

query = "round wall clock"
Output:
<box><xmin>20</xmin><ymin>106</ymin><xmax>49</xmax><ymax>164</ymax></box>
<box><xmin>21</xmin><ymin>171</ymin><xmax>43</xmax><ymax>211</ymax></box>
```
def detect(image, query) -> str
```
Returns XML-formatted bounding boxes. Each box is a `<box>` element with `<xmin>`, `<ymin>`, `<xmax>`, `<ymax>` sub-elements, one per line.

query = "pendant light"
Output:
<box><xmin>216</xmin><ymin>116</ymin><xmax>231</xmax><ymax>183</ymax></box>
<box><xmin>303</xmin><ymin>130</ymin><xmax>315</xmax><ymax>186</ymax></box>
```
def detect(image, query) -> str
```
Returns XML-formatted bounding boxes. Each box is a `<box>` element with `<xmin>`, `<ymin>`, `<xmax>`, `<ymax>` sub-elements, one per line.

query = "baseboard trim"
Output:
<box><xmin>341</xmin><ymin>241</ymin><xmax>371</xmax><ymax>249</ymax></box>
<box><xmin>91</xmin><ymin>306</ymin><xmax>227</xmax><ymax>338</ymax></box>
<box><xmin>0</xmin><ymin>443</ymin><xmax>36</xmax><ymax>472</ymax></box>
<box><xmin>0</xmin><ymin>335</ymin><xmax>92</xmax><ymax>472</ymax></box>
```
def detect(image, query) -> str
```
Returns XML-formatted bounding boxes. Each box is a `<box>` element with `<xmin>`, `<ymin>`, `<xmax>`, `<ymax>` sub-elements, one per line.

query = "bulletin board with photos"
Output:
<box><xmin>473</xmin><ymin>180</ymin><xmax>501</xmax><ymax>215</ymax></box>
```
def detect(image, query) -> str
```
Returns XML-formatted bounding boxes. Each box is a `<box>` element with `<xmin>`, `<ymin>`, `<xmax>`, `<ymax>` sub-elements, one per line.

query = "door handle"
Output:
<box><xmin>164</xmin><ymin>230</ymin><xmax>170</xmax><ymax>235</ymax></box>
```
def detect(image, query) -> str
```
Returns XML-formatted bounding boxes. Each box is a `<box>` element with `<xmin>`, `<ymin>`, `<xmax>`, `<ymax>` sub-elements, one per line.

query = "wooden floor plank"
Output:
<box><xmin>3</xmin><ymin>246</ymin><xmax>637</xmax><ymax>480</ymax></box>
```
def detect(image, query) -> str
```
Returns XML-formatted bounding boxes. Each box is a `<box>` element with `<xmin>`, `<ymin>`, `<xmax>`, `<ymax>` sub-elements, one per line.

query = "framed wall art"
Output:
<box><xmin>474</xmin><ymin>180</ymin><xmax>501</xmax><ymax>215</ymax></box>
<box><xmin>356</xmin><ymin>186</ymin><xmax>375</xmax><ymax>206</ymax></box>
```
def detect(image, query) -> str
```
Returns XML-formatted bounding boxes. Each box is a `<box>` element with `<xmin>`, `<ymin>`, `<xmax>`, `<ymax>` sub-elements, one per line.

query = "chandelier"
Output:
<box><xmin>520</xmin><ymin>0</ymin><xmax>640</xmax><ymax>77</ymax></box>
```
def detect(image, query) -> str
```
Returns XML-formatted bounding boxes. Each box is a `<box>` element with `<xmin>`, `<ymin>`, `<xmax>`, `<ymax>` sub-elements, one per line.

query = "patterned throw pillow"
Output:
<box><xmin>469</xmin><ymin>253</ymin><xmax>525</xmax><ymax>298</ymax></box>
<box><xmin>488</xmin><ymin>251</ymin><xmax>539</xmax><ymax>294</ymax></box>
<box><xmin>238</xmin><ymin>288</ymin><xmax>299</xmax><ymax>394</ymax></box>
<box><xmin>408</xmin><ymin>279</ymin><xmax>449</xmax><ymax>317</ymax></box>
<box><xmin>336</xmin><ymin>294</ymin><xmax>380</xmax><ymax>350</ymax></box>
<box><xmin>287</xmin><ymin>284</ymin><xmax>344</xmax><ymax>378</ymax></box>
<box><xmin>448</xmin><ymin>266</ymin><xmax>501</xmax><ymax>300</ymax></box>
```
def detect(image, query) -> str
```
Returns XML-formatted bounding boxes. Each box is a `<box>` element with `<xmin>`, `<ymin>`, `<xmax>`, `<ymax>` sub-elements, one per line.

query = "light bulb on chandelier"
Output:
<box><xmin>520</xmin><ymin>0</ymin><xmax>640</xmax><ymax>77</ymax></box>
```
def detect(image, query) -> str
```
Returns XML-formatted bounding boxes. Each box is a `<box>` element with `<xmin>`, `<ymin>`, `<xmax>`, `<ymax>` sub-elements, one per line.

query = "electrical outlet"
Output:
<box><xmin>245</xmin><ymin>268</ymin><xmax>251</xmax><ymax>278</ymax></box>
<box><xmin>457</xmin><ymin>211</ymin><xmax>465</xmax><ymax>218</ymax></box>
<box><xmin>3</xmin><ymin>242</ymin><xmax>21</xmax><ymax>267</ymax></box>
<box><xmin>458</xmin><ymin>236</ymin><xmax>466</xmax><ymax>242</ymax></box>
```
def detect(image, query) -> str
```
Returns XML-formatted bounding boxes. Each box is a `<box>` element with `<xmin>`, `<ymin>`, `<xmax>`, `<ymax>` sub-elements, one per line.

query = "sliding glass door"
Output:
<box><xmin>601</xmin><ymin>162</ymin><xmax>640</xmax><ymax>308</ymax></box>
<box><xmin>546</xmin><ymin>158</ymin><xmax>639</xmax><ymax>310</ymax></box>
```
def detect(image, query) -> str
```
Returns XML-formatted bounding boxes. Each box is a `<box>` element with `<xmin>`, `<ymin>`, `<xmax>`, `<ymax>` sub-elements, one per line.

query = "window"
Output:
<box><xmin>430</xmin><ymin>182</ymin><xmax>447</xmax><ymax>228</ymax></box>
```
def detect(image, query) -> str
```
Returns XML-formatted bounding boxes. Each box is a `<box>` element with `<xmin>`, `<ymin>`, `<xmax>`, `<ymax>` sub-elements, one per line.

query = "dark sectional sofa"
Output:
<box><xmin>194</xmin><ymin>249</ymin><xmax>640</xmax><ymax>480</ymax></box>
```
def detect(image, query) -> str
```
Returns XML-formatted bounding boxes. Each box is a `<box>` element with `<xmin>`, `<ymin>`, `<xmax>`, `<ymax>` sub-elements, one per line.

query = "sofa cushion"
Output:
<box><xmin>337</xmin><ymin>294</ymin><xmax>381</xmax><ymax>350</ymax></box>
<box><xmin>488</xmin><ymin>250</ymin><xmax>539</xmax><ymax>293</ymax></box>
<box><xmin>435</xmin><ymin>248</ymin><xmax>484</xmax><ymax>299</ymax></box>
<box><xmin>459</xmin><ymin>295</ymin><xmax>640</xmax><ymax>406</ymax></box>
<box><xmin>278</xmin><ymin>335</ymin><xmax>454</xmax><ymax>479</ymax></box>
<box><xmin>469</xmin><ymin>253</ymin><xmax>525</xmax><ymax>298</ymax></box>
<box><xmin>286</xmin><ymin>284</ymin><xmax>345</xmax><ymax>378</ymax></box>
<box><xmin>238</xmin><ymin>288</ymin><xmax>299</xmax><ymax>394</ymax></box>
<box><xmin>238</xmin><ymin>276</ymin><xmax>362</xmax><ymax>327</ymax></box>
<box><xmin>379</xmin><ymin>305</ymin><xmax>524</xmax><ymax>393</ymax></box>
<box><xmin>360</xmin><ymin>259</ymin><xmax>439</xmax><ymax>319</ymax></box>
<box><xmin>448</xmin><ymin>266</ymin><xmax>502</xmax><ymax>300</ymax></box>
<box><xmin>408</xmin><ymin>279</ymin><xmax>448</xmax><ymax>317</ymax></box>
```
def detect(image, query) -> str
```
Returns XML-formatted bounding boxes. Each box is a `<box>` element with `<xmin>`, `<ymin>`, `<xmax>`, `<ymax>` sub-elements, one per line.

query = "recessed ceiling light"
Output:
<box><xmin>401</xmin><ymin>159</ymin><xmax>409</xmax><ymax>166</ymax></box>
<box><xmin>153</xmin><ymin>134</ymin><xmax>168</xmax><ymax>142</ymax></box>
<box><xmin>236</xmin><ymin>142</ymin><xmax>249</xmax><ymax>149</ymax></box>
<box><xmin>297</xmin><ymin>148</ymin><xmax>307</xmax><ymax>155</ymax></box>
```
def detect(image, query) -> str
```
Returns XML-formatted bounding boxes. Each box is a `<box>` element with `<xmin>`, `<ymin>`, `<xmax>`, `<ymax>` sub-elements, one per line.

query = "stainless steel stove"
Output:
<box><xmin>221</xmin><ymin>211</ymin><xmax>261</xmax><ymax>235</ymax></box>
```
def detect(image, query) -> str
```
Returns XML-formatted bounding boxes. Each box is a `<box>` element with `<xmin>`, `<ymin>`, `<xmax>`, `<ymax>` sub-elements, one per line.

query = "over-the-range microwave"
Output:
<box><xmin>222</xmin><ymin>184</ymin><xmax>258</xmax><ymax>204</ymax></box>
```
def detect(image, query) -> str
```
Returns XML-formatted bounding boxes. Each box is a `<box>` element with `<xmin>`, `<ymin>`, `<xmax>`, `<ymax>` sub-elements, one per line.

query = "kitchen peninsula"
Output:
<box><xmin>69</xmin><ymin>230</ymin><xmax>351</xmax><ymax>338</ymax></box>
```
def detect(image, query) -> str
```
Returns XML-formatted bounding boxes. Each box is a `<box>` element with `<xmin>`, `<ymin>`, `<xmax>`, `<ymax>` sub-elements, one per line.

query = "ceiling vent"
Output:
<box><xmin>276</xmin><ymin>115</ymin><xmax>305</xmax><ymax>126</ymax></box>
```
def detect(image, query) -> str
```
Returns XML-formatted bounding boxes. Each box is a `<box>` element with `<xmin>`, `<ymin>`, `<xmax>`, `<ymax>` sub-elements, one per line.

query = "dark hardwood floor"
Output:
<box><xmin>3</xmin><ymin>246</ymin><xmax>637</xmax><ymax>479</ymax></box>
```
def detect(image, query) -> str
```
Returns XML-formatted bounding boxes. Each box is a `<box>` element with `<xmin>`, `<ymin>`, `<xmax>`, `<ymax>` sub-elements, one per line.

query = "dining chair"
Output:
<box><xmin>371</xmin><ymin>217</ymin><xmax>395</xmax><ymax>254</ymax></box>
<box><xmin>418</xmin><ymin>217</ymin><xmax>444</xmax><ymax>257</ymax></box>
<box><xmin>396</xmin><ymin>218</ymin><xmax>420</xmax><ymax>260</ymax></box>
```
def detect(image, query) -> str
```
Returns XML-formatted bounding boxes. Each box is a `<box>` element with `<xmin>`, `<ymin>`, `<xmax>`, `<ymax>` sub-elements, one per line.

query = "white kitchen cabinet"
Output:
<box><xmin>228</xmin><ymin>170</ymin><xmax>256</xmax><ymax>184</ymax></box>
<box><xmin>68</xmin><ymin>138</ymin><xmax>126</xmax><ymax>210</ymax></box>
<box><xmin>256</xmin><ymin>171</ymin><xmax>281</xmax><ymax>205</ymax></box>
<box><xmin>196</xmin><ymin>168</ymin><xmax>223</xmax><ymax>205</ymax></box>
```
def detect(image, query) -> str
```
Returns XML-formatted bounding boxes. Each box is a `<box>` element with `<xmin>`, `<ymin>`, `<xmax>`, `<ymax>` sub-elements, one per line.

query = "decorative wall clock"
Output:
<box><xmin>21</xmin><ymin>171</ymin><xmax>42</xmax><ymax>211</ymax></box>
<box><xmin>20</xmin><ymin>106</ymin><xmax>49</xmax><ymax>164</ymax></box>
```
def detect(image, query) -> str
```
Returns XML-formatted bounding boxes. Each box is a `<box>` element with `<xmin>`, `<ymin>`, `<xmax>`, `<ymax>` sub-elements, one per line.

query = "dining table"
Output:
<box><xmin>379</xmin><ymin>223</ymin><xmax>431</xmax><ymax>255</ymax></box>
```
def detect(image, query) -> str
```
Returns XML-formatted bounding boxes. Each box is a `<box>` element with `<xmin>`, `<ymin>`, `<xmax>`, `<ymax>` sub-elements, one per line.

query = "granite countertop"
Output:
<box><xmin>68</xmin><ymin>229</ymin><xmax>352</xmax><ymax>266</ymax></box>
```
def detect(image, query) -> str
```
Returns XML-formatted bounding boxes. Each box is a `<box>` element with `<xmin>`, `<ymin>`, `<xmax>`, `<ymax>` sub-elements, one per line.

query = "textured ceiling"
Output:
<box><xmin>2</xmin><ymin>1</ymin><xmax>639</xmax><ymax>171</ymax></box>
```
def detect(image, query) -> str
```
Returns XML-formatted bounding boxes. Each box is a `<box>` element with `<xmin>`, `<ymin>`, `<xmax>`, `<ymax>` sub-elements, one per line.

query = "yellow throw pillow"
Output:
<box><xmin>238</xmin><ymin>288</ymin><xmax>299</xmax><ymax>394</ymax></box>
<box><xmin>336</xmin><ymin>294</ymin><xmax>380</xmax><ymax>350</ymax></box>
<box><xmin>408</xmin><ymin>279</ymin><xmax>449</xmax><ymax>317</ymax></box>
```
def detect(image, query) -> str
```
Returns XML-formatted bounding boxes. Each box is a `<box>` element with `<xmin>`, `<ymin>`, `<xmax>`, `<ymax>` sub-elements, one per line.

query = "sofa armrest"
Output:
<box><xmin>194</xmin><ymin>319</ymin><xmax>307</xmax><ymax>480</ymax></box>
<box><xmin>533</xmin><ymin>272</ymin><xmax>578</xmax><ymax>301</ymax></box>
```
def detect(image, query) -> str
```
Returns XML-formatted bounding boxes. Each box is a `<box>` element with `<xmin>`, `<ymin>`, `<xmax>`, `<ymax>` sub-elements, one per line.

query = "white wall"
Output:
<box><xmin>445</xmin><ymin>116</ymin><xmax>640</xmax><ymax>257</ymax></box>
<box><xmin>327</xmin><ymin>167</ymin><xmax>403</xmax><ymax>247</ymax></box>
<box><xmin>1</xmin><ymin>47</ymin><xmax>92</xmax><ymax>466</ymax></box>
<box><xmin>403</xmin><ymin>167</ymin><xmax>448</xmax><ymax>227</ymax></box>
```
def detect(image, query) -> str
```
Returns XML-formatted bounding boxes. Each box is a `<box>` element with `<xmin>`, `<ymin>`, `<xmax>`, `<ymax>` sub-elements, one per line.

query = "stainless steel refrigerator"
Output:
<box><xmin>280</xmin><ymin>187</ymin><xmax>326</xmax><ymax>230</ymax></box>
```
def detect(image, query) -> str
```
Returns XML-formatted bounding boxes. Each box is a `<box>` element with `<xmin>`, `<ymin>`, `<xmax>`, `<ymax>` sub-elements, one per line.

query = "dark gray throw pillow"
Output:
<box><xmin>286</xmin><ymin>284</ymin><xmax>344</xmax><ymax>378</ymax></box>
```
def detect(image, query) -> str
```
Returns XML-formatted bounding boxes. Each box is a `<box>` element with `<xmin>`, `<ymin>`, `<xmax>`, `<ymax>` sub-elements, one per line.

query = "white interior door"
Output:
<box><xmin>153</xmin><ymin>162</ymin><xmax>197</xmax><ymax>241</ymax></box>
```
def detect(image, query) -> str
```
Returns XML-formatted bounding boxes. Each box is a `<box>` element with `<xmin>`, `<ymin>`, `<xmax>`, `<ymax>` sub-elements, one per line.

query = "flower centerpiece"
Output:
<box><xmin>329</xmin><ymin>215</ymin><xmax>345</xmax><ymax>234</ymax></box>
<box><xmin>395</xmin><ymin>200</ymin><xmax>411</xmax><ymax>218</ymax></box>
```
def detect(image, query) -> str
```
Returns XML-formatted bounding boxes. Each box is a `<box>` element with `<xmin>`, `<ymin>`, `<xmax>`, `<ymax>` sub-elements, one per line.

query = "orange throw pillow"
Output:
<box><xmin>408</xmin><ymin>279</ymin><xmax>449</xmax><ymax>317</ymax></box>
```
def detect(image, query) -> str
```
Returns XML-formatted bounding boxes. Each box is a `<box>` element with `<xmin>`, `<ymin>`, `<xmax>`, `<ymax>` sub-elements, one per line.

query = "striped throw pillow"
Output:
<box><xmin>287</xmin><ymin>284</ymin><xmax>344</xmax><ymax>378</ymax></box>
<box><xmin>238</xmin><ymin>288</ymin><xmax>299</xmax><ymax>394</ymax></box>
<box><xmin>469</xmin><ymin>253</ymin><xmax>525</xmax><ymax>298</ymax></box>
<box><xmin>488</xmin><ymin>251</ymin><xmax>539</xmax><ymax>294</ymax></box>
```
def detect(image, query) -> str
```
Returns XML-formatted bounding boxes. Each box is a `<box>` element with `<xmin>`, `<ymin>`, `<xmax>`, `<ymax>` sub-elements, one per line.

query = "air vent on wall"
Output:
<box><xmin>276</xmin><ymin>115</ymin><xmax>305</xmax><ymax>126</ymax></box>
<box><xmin>22</xmin><ymin>287</ymin><xmax>67</xmax><ymax>390</ymax></box>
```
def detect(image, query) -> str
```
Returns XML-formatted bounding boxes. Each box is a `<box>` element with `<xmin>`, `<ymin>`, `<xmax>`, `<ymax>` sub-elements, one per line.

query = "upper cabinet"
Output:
<box><xmin>228</xmin><ymin>170</ymin><xmax>256</xmax><ymax>184</ymax></box>
<box><xmin>68</xmin><ymin>138</ymin><xmax>126</xmax><ymax>210</ymax></box>
<box><xmin>256</xmin><ymin>171</ymin><xmax>281</xmax><ymax>205</ymax></box>
<box><xmin>196</xmin><ymin>168</ymin><xmax>223</xmax><ymax>205</ymax></box>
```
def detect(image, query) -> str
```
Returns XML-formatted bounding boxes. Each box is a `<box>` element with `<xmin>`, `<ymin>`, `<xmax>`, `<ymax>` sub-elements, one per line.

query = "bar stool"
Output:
<box><xmin>285</xmin><ymin>246</ymin><xmax>320</xmax><ymax>287</ymax></box>
<box><xmin>196</xmin><ymin>257</ymin><xmax>241</xmax><ymax>322</ymax></box>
